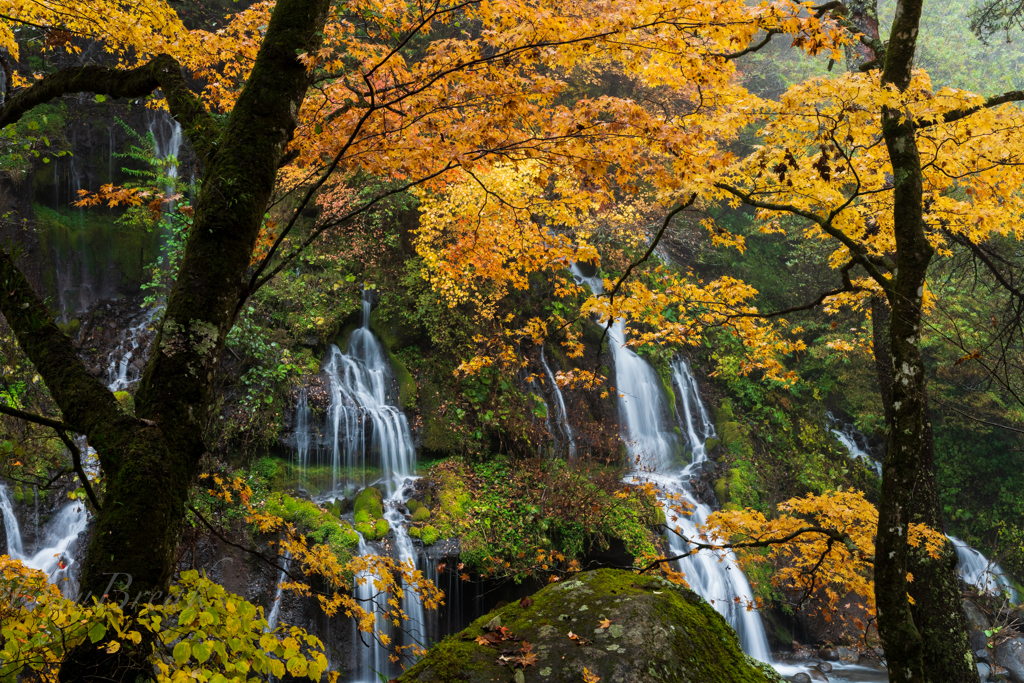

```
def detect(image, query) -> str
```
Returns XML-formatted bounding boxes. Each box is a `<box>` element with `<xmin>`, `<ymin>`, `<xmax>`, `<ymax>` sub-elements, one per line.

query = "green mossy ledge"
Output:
<box><xmin>398</xmin><ymin>569</ymin><xmax>782</xmax><ymax>683</ymax></box>
<box><xmin>353</xmin><ymin>486</ymin><xmax>390</xmax><ymax>541</ymax></box>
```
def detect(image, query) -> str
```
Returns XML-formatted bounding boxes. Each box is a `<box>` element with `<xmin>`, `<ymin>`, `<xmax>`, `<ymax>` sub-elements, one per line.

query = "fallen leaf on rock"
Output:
<box><xmin>520</xmin><ymin>596</ymin><xmax>534</xmax><ymax>609</ymax></box>
<box><xmin>567</xmin><ymin>631</ymin><xmax>591</xmax><ymax>646</ymax></box>
<box><xmin>583</xmin><ymin>667</ymin><xmax>601</xmax><ymax>683</ymax></box>
<box><xmin>598</xmin><ymin>618</ymin><xmax>615</xmax><ymax>629</ymax></box>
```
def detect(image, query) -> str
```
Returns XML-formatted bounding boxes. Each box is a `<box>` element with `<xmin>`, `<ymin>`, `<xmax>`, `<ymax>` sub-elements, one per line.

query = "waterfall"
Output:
<box><xmin>265</xmin><ymin>552</ymin><xmax>291</xmax><ymax>632</ymax></box>
<box><xmin>0</xmin><ymin>483</ymin><xmax>88</xmax><ymax>598</ymax></box>
<box><xmin>950</xmin><ymin>536</ymin><xmax>1019</xmax><ymax>602</ymax></box>
<box><xmin>0</xmin><ymin>483</ymin><xmax>24</xmax><ymax>556</ymax></box>
<box><xmin>570</xmin><ymin>264</ymin><xmax>772</xmax><ymax>663</ymax></box>
<box><xmin>540</xmin><ymin>348</ymin><xmax>576</xmax><ymax>458</ymax></box>
<box><xmin>827</xmin><ymin>411</ymin><xmax>882</xmax><ymax>476</ymax></box>
<box><xmin>352</xmin><ymin>536</ymin><xmax>392</xmax><ymax>682</ymax></box>
<box><xmin>290</xmin><ymin>290</ymin><xmax>434</xmax><ymax>681</ymax></box>
<box><xmin>321</xmin><ymin>291</ymin><xmax>414</xmax><ymax>498</ymax></box>
<box><xmin>106</xmin><ymin>308</ymin><xmax>158</xmax><ymax>392</ymax></box>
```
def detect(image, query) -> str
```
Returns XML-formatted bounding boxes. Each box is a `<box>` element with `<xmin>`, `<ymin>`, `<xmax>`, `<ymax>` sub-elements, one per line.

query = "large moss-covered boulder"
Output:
<box><xmin>398</xmin><ymin>569</ymin><xmax>782</xmax><ymax>683</ymax></box>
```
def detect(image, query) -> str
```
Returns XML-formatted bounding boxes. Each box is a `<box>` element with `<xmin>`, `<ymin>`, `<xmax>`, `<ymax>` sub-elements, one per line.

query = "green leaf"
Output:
<box><xmin>192</xmin><ymin>641</ymin><xmax>212</xmax><ymax>663</ymax></box>
<box><xmin>94</xmin><ymin>94</ymin><xmax>107</xmax><ymax>103</ymax></box>
<box><xmin>87</xmin><ymin>622</ymin><xmax>107</xmax><ymax>643</ymax></box>
<box><xmin>172</xmin><ymin>641</ymin><xmax>191</xmax><ymax>665</ymax></box>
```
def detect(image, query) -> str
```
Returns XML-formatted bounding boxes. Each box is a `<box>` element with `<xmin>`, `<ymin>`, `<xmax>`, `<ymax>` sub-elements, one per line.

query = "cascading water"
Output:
<box><xmin>292</xmin><ymin>290</ymin><xmax>434</xmax><ymax>681</ymax></box>
<box><xmin>265</xmin><ymin>552</ymin><xmax>291</xmax><ymax>632</ymax></box>
<box><xmin>540</xmin><ymin>348</ymin><xmax>576</xmax><ymax>458</ymax></box>
<box><xmin>570</xmin><ymin>264</ymin><xmax>772</xmax><ymax>662</ymax></box>
<box><xmin>320</xmin><ymin>292</ymin><xmax>415</xmax><ymax>498</ymax></box>
<box><xmin>0</xmin><ymin>483</ymin><xmax>88</xmax><ymax>598</ymax></box>
<box><xmin>827</xmin><ymin>411</ymin><xmax>883</xmax><ymax>476</ymax></box>
<box><xmin>950</xmin><ymin>536</ymin><xmax>1019</xmax><ymax>602</ymax></box>
<box><xmin>106</xmin><ymin>308</ymin><xmax>158</xmax><ymax>392</ymax></box>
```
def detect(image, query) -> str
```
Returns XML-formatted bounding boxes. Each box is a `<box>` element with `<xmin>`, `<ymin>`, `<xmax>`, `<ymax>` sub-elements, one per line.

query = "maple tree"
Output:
<box><xmin>0</xmin><ymin>0</ymin><xmax>1009</xmax><ymax>679</ymax></box>
<box><xmin>702</xmin><ymin>490</ymin><xmax>945</xmax><ymax>625</ymax></box>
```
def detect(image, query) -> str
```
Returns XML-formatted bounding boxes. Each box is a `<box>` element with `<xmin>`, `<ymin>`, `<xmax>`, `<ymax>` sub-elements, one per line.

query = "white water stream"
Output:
<box><xmin>0</xmin><ymin>483</ymin><xmax>88</xmax><ymax>597</ymax></box>
<box><xmin>321</xmin><ymin>292</ymin><xmax>415</xmax><ymax>498</ymax></box>
<box><xmin>540</xmin><ymin>348</ymin><xmax>576</xmax><ymax>458</ymax></box>
<box><xmin>950</xmin><ymin>536</ymin><xmax>1020</xmax><ymax>602</ymax></box>
<box><xmin>827</xmin><ymin>411</ymin><xmax>883</xmax><ymax>476</ymax></box>
<box><xmin>570</xmin><ymin>265</ymin><xmax>773</xmax><ymax>662</ymax></box>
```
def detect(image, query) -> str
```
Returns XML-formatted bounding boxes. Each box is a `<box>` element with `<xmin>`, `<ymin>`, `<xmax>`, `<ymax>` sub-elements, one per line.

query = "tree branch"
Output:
<box><xmin>0</xmin><ymin>403</ymin><xmax>68</xmax><ymax>431</ymax></box>
<box><xmin>0</xmin><ymin>54</ymin><xmax>219</xmax><ymax>164</ymax></box>
<box><xmin>915</xmin><ymin>90</ymin><xmax>1024</xmax><ymax>129</ymax></box>
<box><xmin>0</xmin><ymin>246</ymin><xmax>125</xmax><ymax>441</ymax></box>
<box><xmin>641</xmin><ymin>525</ymin><xmax>862</xmax><ymax>573</ymax></box>
<box><xmin>56</xmin><ymin>429</ymin><xmax>102</xmax><ymax>512</ymax></box>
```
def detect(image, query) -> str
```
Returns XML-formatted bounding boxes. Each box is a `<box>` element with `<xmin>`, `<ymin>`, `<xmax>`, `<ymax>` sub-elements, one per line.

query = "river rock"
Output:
<box><xmin>965</xmin><ymin>599</ymin><xmax>992</xmax><ymax>652</ymax></box>
<box><xmin>397</xmin><ymin>569</ymin><xmax>784</xmax><ymax>683</ymax></box>
<box><xmin>816</xmin><ymin>661</ymin><xmax>833</xmax><ymax>673</ymax></box>
<box><xmin>790</xmin><ymin>675</ymin><xmax>812</xmax><ymax>683</ymax></box>
<box><xmin>979</xmin><ymin>662</ymin><xmax>992</xmax><ymax>681</ymax></box>
<box><xmin>994</xmin><ymin>636</ymin><xmax>1024</xmax><ymax>682</ymax></box>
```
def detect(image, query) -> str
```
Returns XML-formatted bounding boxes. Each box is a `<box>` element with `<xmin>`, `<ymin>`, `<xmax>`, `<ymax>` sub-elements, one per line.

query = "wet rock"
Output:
<box><xmin>994</xmin><ymin>636</ymin><xmax>1024</xmax><ymax>682</ymax></box>
<box><xmin>835</xmin><ymin>646</ymin><xmax>859</xmax><ymax>663</ymax></box>
<box><xmin>790</xmin><ymin>675</ymin><xmax>812</xmax><ymax>683</ymax></box>
<box><xmin>980</xmin><ymin>649</ymin><xmax>992</xmax><ymax>663</ymax></box>
<box><xmin>965</xmin><ymin>599</ymin><xmax>993</xmax><ymax>652</ymax></box>
<box><xmin>398</xmin><ymin>569</ymin><xmax>784</xmax><ymax>683</ymax></box>
<box><xmin>816</xmin><ymin>661</ymin><xmax>833</xmax><ymax>673</ymax></box>
<box><xmin>979</xmin><ymin>662</ymin><xmax>991</xmax><ymax>681</ymax></box>
<box><xmin>818</xmin><ymin>648</ymin><xmax>840</xmax><ymax>661</ymax></box>
<box><xmin>808</xmin><ymin>669</ymin><xmax>829</xmax><ymax>681</ymax></box>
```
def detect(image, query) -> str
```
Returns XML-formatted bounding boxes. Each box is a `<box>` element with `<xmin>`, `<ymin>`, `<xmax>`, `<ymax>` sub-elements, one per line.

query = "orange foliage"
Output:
<box><xmin>704</xmin><ymin>490</ymin><xmax>946</xmax><ymax>623</ymax></box>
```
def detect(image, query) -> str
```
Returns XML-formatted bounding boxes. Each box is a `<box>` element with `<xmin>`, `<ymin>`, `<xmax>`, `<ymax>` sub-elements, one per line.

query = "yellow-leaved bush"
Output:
<box><xmin>0</xmin><ymin>475</ymin><xmax>443</xmax><ymax>681</ymax></box>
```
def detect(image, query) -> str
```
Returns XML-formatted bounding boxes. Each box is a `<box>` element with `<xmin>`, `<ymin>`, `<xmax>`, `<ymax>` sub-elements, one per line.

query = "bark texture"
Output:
<box><xmin>0</xmin><ymin>0</ymin><xmax>330</xmax><ymax>679</ymax></box>
<box><xmin>873</xmin><ymin>1</ymin><xmax>976</xmax><ymax>681</ymax></box>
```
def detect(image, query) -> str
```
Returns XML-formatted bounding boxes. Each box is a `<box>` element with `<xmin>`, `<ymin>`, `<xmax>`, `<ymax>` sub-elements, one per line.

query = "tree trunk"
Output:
<box><xmin>874</xmin><ymin>1</ymin><xmax>975</xmax><ymax>681</ymax></box>
<box><xmin>0</xmin><ymin>0</ymin><xmax>329</xmax><ymax>679</ymax></box>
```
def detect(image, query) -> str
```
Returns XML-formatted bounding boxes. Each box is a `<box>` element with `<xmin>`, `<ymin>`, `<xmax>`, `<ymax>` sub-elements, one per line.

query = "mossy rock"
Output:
<box><xmin>420</xmin><ymin>525</ymin><xmax>440</xmax><ymax>545</ymax></box>
<box><xmin>397</xmin><ymin>569</ymin><xmax>783</xmax><ymax>683</ymax></box>
<box><xmin>375</xmin><ymin>519</ymin><xmax>390</xmax><ymax>538</ymax></box>
<box><xmin>355</xmin><ymin>521</ymin><xmax>374</xmax><ymax>538</ymax></box>
<box><xmin>113</xmin><ymin>391</ymin><xmax>135</xmax><ymax>415</ymax></box>
<box><xmin>408</xmin><ymin>526</ymin><xmax>422</xmax><ymax>539</ymax></box>
<box><xmin>56</xmin><ymin>318</ymin><xmax>80</xmax><ymax>337</ymax></box>
<box><xmin>407</xmin><ymin>499</ymin><xmax>423</xmax><ymax>513</ymax></box>
<box><xmin>335</xmin><ymin>322</ymin><xmax>360</xmax><ymax>352</ymax></box>
<box><xmin>423</xmin><ymin>414</ymin><xmax>461</xmax><ymax>455</ymax></box>
<box><xmin>354</xmin><ymin>509</ymin><xmax>371</xmax><ymax>524</ymax></box>
<box><xmin>412</xmin><ymin>506</ymin><xmax>431</xmax><ymax>523</ymax></box>
<box><xmin>370</xmin><ymin>307</ymin><xmax>422</xmax><ymax>351</ymax></box>
<box><xmin>354</xmin><ymin>486</ymin><xmax>384</xmax><ymax>519</ymax></box>
<box><xmin>387</xmin><ymin>349</ymin><xmax>418</xmax><ymax>409</ymax></box>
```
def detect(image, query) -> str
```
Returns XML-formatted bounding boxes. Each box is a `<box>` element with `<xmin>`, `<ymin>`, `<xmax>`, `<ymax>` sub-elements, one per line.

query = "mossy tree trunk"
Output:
<box><xmin>873</xmin><ymin>1</ymin><xmax>975</xmax><ymax>681</ymax></box>
<box><xmin>0</xmin><ymin>0</ymin><xmax>329</xmax><ymax>678</ymax></box>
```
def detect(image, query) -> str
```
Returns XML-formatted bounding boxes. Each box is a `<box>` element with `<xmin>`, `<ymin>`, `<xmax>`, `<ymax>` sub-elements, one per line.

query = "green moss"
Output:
<box><xmin>374</xmin><ymin>519</ymin><xmax>390</xmax><ymax>538</ymax></box>
<box><xmin>407</xmin><ymin>499</ymin><xmax>423</xmax><ymax>513</ymax></box>
<box><xmin>397</xmin><ymin>569</ymin><xmax>782</xmax><ymax>683</ymax></box>
<box><xmin>262</xmin><ymin>493</ymin><xmax>359</xmax><ymax>554</ymax></box>
<box><xmin>56</xmin><ymin>318</ymin><xmax>80</xmax><ymax>337</ymax></box>
<box><xmin>354</xmin><ymin>509</ymin><xmax>370</xmax><ymax>524</ymax></box>
<box><xmin>353</xmin><ymin>486</ymin><xmax>384</xmax><ymax>519</ymax></box>
<box><xmin>420</xmin><ymin>525</ymin><xmax>440</xmax><ymax>545</ymax></box>
<box><xmin>412</xmin><ymin>506</ymin><xmax>431</xmax><ymax>522</ymax></box>
<box><xmin>408</xmin><ymin>526</ymin><xmax>422</xmax><ymax>539</ymax></box>
<box><xmin>113</xmin><ymin>391</ymin><xmax>135</xmax><ymax>415</ymax></box>
<box><xmin>388</xmin><ymin>348</ymin><xmax>417</xmax><ymax>409</ymax></box>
